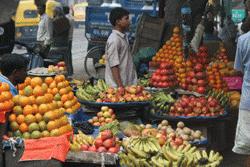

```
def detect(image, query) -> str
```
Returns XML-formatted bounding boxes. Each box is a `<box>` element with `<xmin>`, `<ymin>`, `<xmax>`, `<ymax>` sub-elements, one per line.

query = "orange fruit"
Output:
<box><xmin>64</xmin><ymin>100</ymin><xmax>73</xmax><ymax>109</ymax></box>
<box><xmin>32</xmin><ymin>104</ymin><xmax>39</xmax><ymax>114</ymax></box>
<box><xmin>29</xmin><ymin>96</ymin><xmax>36</xmax><ymax>104</ymax></box>
<box><xmin>9</xmin><ymin>114</ymin><xmax>16</xmax><ymax>122</ymax></box>
<box><xmin>59</xmin><ymin>88</ymin><xmax>67</xmax><ymax>95</ymax></box>
<box><xmin>30</xmin><ymin>77</ymin><xmax>43</xmax><ymax>88</ymax></box>
<box><xmin>35</xmin><ymin>113</ymin><xmax>43</xmax><ymax>122</ymax></box>
<box><xmin>0</xmin><ymin>95</ymin><xmax>5</xmax><ymax>103</ymax></box>
<box><xmin>2</xmin><ymin>91</ymin><xmax>12</xmax><ymax>101</ymax></box>
<box><xmin>66</xmin><ymin>108</ymin><xmax>73</xmax><ymax>113</ymax></box>
<box><xmin>38</xmin><ymin>104</ymin><xmax>48</xmax><ymax>114</ymax></box>
<box><xmin>5</xmin><ymin>100</ymin><xmax>14</xmax><ymax>110</ymax></box>
<box><xmin>67</xmin><ymin>92</ymin><xmax>74</xmax><ymax>100</ymax></box>
<box><xmin>44</xmin><ymin>93</ymin><xmax>54</xmax><ymax>103</ymax></box>
<box><xmin>19</xmin><ymin>123</ymin><xmax>28</xmax><ymax>133</ymax></box>
<box><xmin>57</xmin><ymin>101</ymin><xmax>63</xmax><ymax>108</ymax></box>
<box><xmin>19</xmin><ymin>96</ymin><xmax>30</xmax><ymax>107</ymax></box>
<box><xmin>64</xmin><ymin>80</ymin><xmax>70</xmax><ymax>87</ymax></box>
<box><xmin>54</xmin><ymin>75</ymin><xmax>65</xmax><ymax>83</ymax></box>
<box><xmin>24</xmin><ymin>114</ymin><xmax>36</xmax><ymax>124</ymax></box>
<box><xmin>61</xmin><ymin>94</ymin><xmax>68</xmax><ymax>103</ymax></box>
<box><xmin>17</xmin><ymin>83</ymin><xmax>26</xmax><ymax>90</ymax></box>
<box><xmin>0</xmin><ymin>83</ymin><xmax>10</xmax><ymax>91</ymax></box>
<box><xmin>65</xmin><ymin>86</ymin><xmax>72</xmax><ymax>92</ymax></box>
<box><xmin>12</xmin><ymin>95</ymin><xmax>20</xmax><ymax>105</ymax></box>
<box><xmin>52</xmin><ymin>88</ymin><xmax>59</xmax><ymax>95</ymax></box>
<box><xmin>36</xmin><ymin>96</ymin><xmax>47</xmax><ymax>105</ymax></box>
<box><xmin>41</xmin><ymin>83</ymin><xmax>48</xmax><ymax>92</ymax></box>
<box><xmin>49</xmin><ymin>81</ymin><xmax>57</xmax><ymax>89</ymax></box>
<box><xmin>24</xmin><ymin>77</ymin><xmax>32</xmax><ymax>85</ymax></box>
<box><xmin>16</xmin><ymin>114</ymin><xmax>25</xmax><ymax>124</ymax></box>
<box><xmin>44</xmin><ymin>77</ymin><xmax>54</xmax><ymax>85</ymax></box>
<box><xmin>57</xmin><ymin>82</ymin><xmax>65</xmax><ymax>89</ymax></box>
<box><xmin>47</xmin><ymin>121</ymin><xmax>57</xmax><ymax>131</ymax></box>
<box><xmin>33</xmin><ymin>86</ymin><xmax>45</xmax><ymax>97</ymax></box>
<box><xmin>23</xmin><ymin>105</ymin><xmax>34</xmax><ymax>115</ymax></box>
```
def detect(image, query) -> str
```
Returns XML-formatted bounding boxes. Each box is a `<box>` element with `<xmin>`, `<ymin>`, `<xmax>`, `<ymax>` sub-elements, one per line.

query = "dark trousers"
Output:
<box><xmin>67</xmin><ymin>40</ymin><xmax>74</xmax><ymax>76</ymax></box>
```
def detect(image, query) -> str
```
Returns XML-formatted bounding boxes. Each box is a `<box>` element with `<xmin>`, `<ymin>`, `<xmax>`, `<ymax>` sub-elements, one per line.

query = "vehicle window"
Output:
<box><xmin>24</xmin><ymin>10</ymin><xmax>38</xmax><ymax>18</ymax></box>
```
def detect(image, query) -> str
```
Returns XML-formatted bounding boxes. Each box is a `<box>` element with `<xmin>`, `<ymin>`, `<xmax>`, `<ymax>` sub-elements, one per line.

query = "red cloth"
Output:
<box><xmin>20</xmin><ymin>133</ymin><xmax>72</xmax><ymax>162</ymax></box>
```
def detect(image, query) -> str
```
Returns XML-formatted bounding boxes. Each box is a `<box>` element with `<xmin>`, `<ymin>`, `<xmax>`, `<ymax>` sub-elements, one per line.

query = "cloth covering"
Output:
<box><xmin>20</xmin><ymin>133</ymin><xmax>71</xmax><ymax>162</ymax></box>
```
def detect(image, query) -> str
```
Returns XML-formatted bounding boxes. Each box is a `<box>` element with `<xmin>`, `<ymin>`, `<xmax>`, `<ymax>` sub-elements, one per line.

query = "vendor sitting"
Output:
<box><xmin>0</xmin><ymin>54</ymin><xmax>28</xmax><ymax>95</ymax></box>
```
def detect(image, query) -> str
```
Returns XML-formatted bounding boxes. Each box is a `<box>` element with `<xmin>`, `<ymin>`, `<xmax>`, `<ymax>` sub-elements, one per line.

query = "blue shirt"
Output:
<box><xmin>0</xmin><ymin>74</ymin><xmax>18</xmax><ymax>96</ymax></box>
<box><xmin>234</xmin><ymin>31</ymin><xmax>250</xmax><ymax>110</ymax></box>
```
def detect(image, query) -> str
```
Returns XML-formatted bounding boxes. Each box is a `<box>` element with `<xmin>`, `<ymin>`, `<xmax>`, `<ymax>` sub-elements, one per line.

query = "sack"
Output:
<box><xmin>27</xmin><ymin>54</ymin><xmax>44</xmax><ymax>70</ymax></box>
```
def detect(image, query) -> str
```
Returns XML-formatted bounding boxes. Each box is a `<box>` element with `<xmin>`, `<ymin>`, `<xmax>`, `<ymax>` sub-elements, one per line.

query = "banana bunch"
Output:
<box><xmin>76</xmin><ymin>79</ymin><xmax>108</xmax><ymax>101</ymax></box>
<box><xmin>162</xmin><ymin>143</ymin><xmax>197</xmax><ymax>166</ymax></box>
<box><xmin>119</xmin><ymin>137</ymin><xmax>161</xmax><ymax>166</ymax></box>
<box><xmin>127</xmin><ymin>137</ymin><xmax>161</xmax><ymax>155</ymax></box>
<box><xmin>73</xmin><ymin>130</ymin><xmax>94</xmax><ymax>146</ymax></box>
<box><xmin>151</xmin><ymin>92</ymin><xmax>175</xmax><ymax>115</ymax></box>
<box><xmin>151</xmin><ymin>153</ymin><xmax>171</xmax><ymax>167</ymax></box>
<box><xmin>119</xmin><ymin>152</ymin><xmax>151</xmax><ymax>167</ymax></box>
<box><xmin>99</xmin><ymin>120</ymin><xmax>120</xmax><ymax>136</ymax></box>
<box><xmin>194</xmin><ymin>150</ymin><xmax>223</xmax><ymax>167</ymax></box>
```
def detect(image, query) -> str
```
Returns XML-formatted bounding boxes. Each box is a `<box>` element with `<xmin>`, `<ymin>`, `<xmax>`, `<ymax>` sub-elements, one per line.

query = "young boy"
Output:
<box><xmin>105</xmin><ymin>7</ymin><xmax>137</xmax><ymax>88</ymax></box>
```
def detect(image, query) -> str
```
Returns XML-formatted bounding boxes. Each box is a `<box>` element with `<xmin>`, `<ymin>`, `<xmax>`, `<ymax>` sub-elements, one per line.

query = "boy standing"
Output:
<box><xmin>105</xmin><ymin>7</ymin><xmax>137</xmax><ymax>88</ymax></box>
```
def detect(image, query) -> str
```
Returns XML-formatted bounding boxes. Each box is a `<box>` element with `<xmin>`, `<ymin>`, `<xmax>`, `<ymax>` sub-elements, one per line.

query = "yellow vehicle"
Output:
<box><xmin>15</xmin><ymin>0</ymin><xmax>40</xmax><ymax>44</ymax></box>
<box><xmin>73</xmin><ymin>2</ymin><xmax>88</xmax><ymax>28</ymax></box>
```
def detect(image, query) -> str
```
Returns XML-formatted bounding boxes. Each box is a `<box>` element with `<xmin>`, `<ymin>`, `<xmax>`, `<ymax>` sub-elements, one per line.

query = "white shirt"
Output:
<box><xmin>105</xmin><ymin>30</ymin><xmax>137</xmax><ymax>88</ymax></box>
<box><xmin>37</xmin><ymin>13</ymin><xmax>53</xmax><ymax>45</ymax></box>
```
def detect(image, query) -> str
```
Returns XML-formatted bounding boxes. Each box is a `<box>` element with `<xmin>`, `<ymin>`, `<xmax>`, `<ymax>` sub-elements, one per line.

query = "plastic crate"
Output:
<box><xmin>121</xmin><ymin>0</ymin><xmax>144</xmax><ymax>8</ymax></box>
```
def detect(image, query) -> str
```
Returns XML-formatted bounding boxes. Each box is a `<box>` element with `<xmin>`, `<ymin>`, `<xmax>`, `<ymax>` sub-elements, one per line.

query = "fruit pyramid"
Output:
<box><xmin>0</xmin><ymin>82</ymin><xmax>14</xmax><ymax>123</ymax></box>
<box><xmin>9</xmin><ymin>76</ymin><xmax>77</xmax><ymax>139</ymax></box>
<box><xmin>150</xmin><ymin>62</ymin><xmax>178</xmax><ymax>88</ymax></box>
<box><xmin>214</xmin><ymin>43</ymin><xmax>229</xmax><ymax>63</ymax></box>
<box><xmin>206</xmin><ymin>62</ymin><xmax>228</xmax><ymax>91</ymax></box>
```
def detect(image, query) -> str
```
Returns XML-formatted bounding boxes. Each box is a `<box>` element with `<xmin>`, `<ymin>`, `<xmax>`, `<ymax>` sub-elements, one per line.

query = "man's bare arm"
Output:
<box><xmin>111</xmin><ymin>66</ymin><xmax>123</xmax><ymax>87</ymax></box>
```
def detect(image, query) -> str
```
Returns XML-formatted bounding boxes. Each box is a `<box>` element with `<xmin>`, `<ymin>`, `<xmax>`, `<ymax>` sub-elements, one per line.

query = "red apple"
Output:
<box><xmin>97</xmin><ymin>146</ymin><xmax>107</xmax><ymax>153</ymax></box>
<box><xmin>103</xmin><ymin>138</ymin><xmax>116</xmax><ymax>149</ymax></box>
<box><xmin>101</xmin><ymin>130</ymin><xmax>113</xmax><ymax>140</ymax></box>
<box><xmin>88</xmin><ymin>146</ymin><xmax>97</xmax><ymax>152</ymax></box>
<box><xmin>81</xmin><ymin>144</ymin><xmax>89</xmax><ymax>151</ymax></box>
<box><xmin>94</xmin><ymin>138</ymin><xmax>103</xmax><ymax>148</ymax></box>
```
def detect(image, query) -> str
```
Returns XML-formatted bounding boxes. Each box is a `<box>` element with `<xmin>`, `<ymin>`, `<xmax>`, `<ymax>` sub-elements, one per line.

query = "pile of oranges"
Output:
<box><xmin>8</xmin><ymin>75</ymin><xmax>80</xmax><ymax>139</ymax></box>
<box><xmin>151</xmin><ymin>27</ymin><xmax>183</xmax><ymax>65</ymax></box>
<box><xmin>0</xmin><ymin>82</ymin><xmax>14</xmax><ymax>123</ymax></box>
<box><xmin>207</xmin><ymin>62</ymin><xmax>228</xmax><ymax>91</ymax></box>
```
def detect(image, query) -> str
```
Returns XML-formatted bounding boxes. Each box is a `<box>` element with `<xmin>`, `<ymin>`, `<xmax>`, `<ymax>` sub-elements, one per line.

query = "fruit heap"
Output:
<box><xmin>48</xmin><ymin>61</ymin><xmax>66</xmax><ymax>73</ymax></box>
<box><xmin>150</xmin><ymin>92</ymin><xmax>175</xmax><ymax>115</ymax></box>
<box><xmin>214</xmin><ymin>43</ymin><xmax>229</xmax><ymax>63</ymax></box>
<box><xmin>184</xmin><ymin>63</ymin><xmax>207</xmax><ymax>94</ymax></box>
<box><xmin>71</xmin><ymin>130</ymin><xmax>120</xmax><ymax>154</ymax></box>
<box><xmin>119</xmin><ymin>136</ymin><xmax>223</xmax><ymax>167</ymax></box>
<box><xmin>228</xmin><ymin>91</ymin><xmax>241</xmax><ymax>108</ymax></box>
<box><xmin>76</xmin><ymin>79</ymin><xmax>108</xmax><ymax>102</ymax></box>
<box><xmin>191</xmin><ymin>45</ymin><xmax>209</xmax><ymax>65</ymax></box>
<box><xmin>88</xmin><ymin>106</ymin><xmax>117</xmax><ymax>127</ymax></box>
<box><xmin>169</xmin><ymin>95</ymin><xmax>225</xmax><ymax>117</ymax></box>
<box><xmin>0</xmin><ymin>82</ymin><xmax>14</xmax><ymax>114</ymax></box>
<box><xmin>151</xmin><ymin>27</ymin><xmax>182</xmax><ymax>66</ymax></box>
<box><xmin>45</xmin><ymin>75</ymin><xmax>81</xmax><ymax>113</ymax></box>
<box><xmin>149</xmin><ymin>62</ymin><xmax>178</xmax><ymax>88</ymax></box>
<box><xmin>96</xmin><ymin>86</ymin><xmax>151</xmax><ymax>103</ymax></box>
<box><xmin>9</xmin><ymin>76</ymin><xmax>73</xmax><ymax>139</ymax></box>
<box><xmin>173</xmin><ymin>122</ymin><xmax>205</xmax><ymax>144</ymax></box>
<box><xmin>218</xmin><ymin>61</ymin><xmax>238</xmax><ymax>77</ymax></box>
<box><xmin>207</xmin><ymin>62</ymin><xmax>228</xmax><ymax>91</ymax></box>
<box><xmin>92</xmin><ymin>130</ymin><xmax>120</xmax><ymax>153</ymax></box>
<box><xmin>70</xmin><ymin>130</ymin><xmax>94</xmax><ymax>152</ymax></box>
